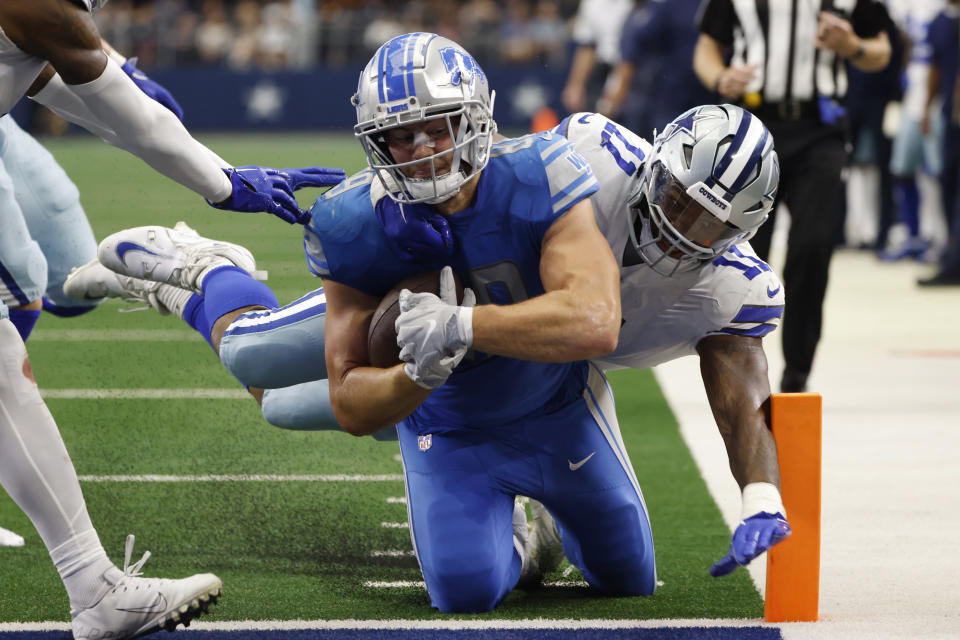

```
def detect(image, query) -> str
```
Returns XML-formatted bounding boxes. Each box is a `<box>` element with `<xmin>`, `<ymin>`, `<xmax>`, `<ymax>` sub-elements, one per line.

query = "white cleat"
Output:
<box><xmin>63</xmin><ymin>259</ymin><xmax>171</xmax><ymax>316</ymax></box>
<box><xmin>527</xmin><ymin>499</ymin><xmax>564</xmax><ymax>577</ymax></box>
<box><xmin>71</xmin><ymin>535</ymin><xmax>221</xmax><ymax>640</ymax></box>
<box><xmin>0</xmin><ymin>525</ymin><xmax>25</xmax><ymax>547</ymax></box>
<box><xmin>98</xmin><ymin>221</ymin><xmax>257</xmax><ymax>294</ymax></box>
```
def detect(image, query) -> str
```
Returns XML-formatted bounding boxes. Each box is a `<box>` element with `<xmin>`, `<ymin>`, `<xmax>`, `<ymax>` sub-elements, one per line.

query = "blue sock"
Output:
<box><xmin>182</xmin><ymin>293</ymin><xmax>211</xmax><ymax>349</ymax></box>
<box><xmin>893</xmin><ymin>178</ymin><xmax>920</xmax><ymax>237</ymax></box>
<box><xmin>42</xmin><ymin>297</ymin><xmax>98</xmax><ymax>318</ymax></box>
<box><xmin>9</xmin><ymin>308</ymin><xmax>42</xmax><ymax>341</ymax></box>
<box><xmin>191</xmin><ymin>266</ymin><xmax>278</xmax><ymax>351</ymax></box>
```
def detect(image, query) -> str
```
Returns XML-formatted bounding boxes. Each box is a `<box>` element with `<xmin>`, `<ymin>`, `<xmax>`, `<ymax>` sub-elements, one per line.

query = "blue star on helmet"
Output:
<box><xmin>660</xmin><ymin>108</ymin><xmax>701</xmax><ymax>144</ymax></box>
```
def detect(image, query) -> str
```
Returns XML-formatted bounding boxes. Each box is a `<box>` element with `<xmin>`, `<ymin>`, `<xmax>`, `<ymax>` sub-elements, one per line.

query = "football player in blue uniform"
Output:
<box><xmin>85</xmin><ymin>33</ymin><xmax>658</xmax><ymax>614</ymax></box>
<box><xmin>82</xmin><ymin>103</ymin><xmax>790</xmax><ymax>597</ymax></box>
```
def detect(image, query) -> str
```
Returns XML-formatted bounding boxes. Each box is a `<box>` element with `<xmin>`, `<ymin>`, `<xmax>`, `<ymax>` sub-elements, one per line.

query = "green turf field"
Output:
<box><xmin>0</xmin><ymin>133</ymin><xmax>761</xmax><ymax>622</ymax></box>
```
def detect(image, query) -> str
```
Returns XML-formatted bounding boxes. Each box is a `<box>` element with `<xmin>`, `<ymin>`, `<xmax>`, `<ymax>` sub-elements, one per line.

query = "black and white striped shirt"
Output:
<box><xmin>698</xmin><ymin>0</ymin><xmax>887</xmax><ymax>103</ymax></box>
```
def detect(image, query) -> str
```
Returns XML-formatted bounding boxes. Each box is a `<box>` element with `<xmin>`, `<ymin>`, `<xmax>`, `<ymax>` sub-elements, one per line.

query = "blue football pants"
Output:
<box><xmin>397</xmin><ymin>364</ymin><xmax>657</xmax><ymax>613</ymax></box>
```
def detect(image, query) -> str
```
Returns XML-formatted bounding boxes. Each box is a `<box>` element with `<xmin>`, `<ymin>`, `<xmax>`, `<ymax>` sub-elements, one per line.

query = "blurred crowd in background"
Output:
<box><xmin>95</xmin><ymin>0</ymin><xmax>576</xmax><ymax>70</ymax></box>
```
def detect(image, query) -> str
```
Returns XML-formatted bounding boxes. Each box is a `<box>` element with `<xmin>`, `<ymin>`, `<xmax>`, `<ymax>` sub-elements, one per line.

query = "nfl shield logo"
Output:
<box><xmin>418</xmin><ymin>434</ymin><xmax>432</xmax><ymax>451</ymax></box>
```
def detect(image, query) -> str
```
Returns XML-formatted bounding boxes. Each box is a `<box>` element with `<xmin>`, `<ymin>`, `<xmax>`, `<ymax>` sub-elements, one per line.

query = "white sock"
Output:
<box><xmin>0</xmin><ymin>320</ymin><xmax>120</xmax><ymax>611</ymax></box>
<box><xmin>155</xmin><ymin>284</ymin><xmax>195</xmax><ymax>320</ymax></box>
<box><xmin>51</xmin><ymin>530</ymin><xmax>123</xmax><ymax>612</ymax></box>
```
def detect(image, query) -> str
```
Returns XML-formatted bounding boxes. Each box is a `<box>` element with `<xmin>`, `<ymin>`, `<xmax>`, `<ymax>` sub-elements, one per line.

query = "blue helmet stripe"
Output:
<box><xmin>728</xmin><ymin>127</ymin><xmax>769</xmax><ymax>195</ymax></box>
<box><xmin>404</xmin><ymin>33</ymin><xmax>419</xmax><ymax>100</ymax></box>
<box><xmin>712</xmin><ymin>110</ymin><xmax>752</xmax><ymax>185</ymax></box>
<box><xmin>379</xmin><ymin>34</ymin><xmax>413</xmax><ymax>104</ymax></box>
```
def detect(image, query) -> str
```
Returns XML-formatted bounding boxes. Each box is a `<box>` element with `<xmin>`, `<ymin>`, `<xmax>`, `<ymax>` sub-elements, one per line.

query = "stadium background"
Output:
<box><xmin>1</xmin><ymin>1</ymin><xmax>959</xmax><ymax>639</ymax></box>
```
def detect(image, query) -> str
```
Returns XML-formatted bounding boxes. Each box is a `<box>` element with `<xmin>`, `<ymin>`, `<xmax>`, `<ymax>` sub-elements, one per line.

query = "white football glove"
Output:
<box><xmin>396</xmin><ymin>266</ymin><xmax>476</xmax><ymax>389</ymax></box>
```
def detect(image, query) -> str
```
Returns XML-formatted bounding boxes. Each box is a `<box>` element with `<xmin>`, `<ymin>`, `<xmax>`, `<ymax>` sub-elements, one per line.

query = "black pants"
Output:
<box><xmin>750</xmin><ymin>119</ymin><xmax>848</xmax><ymax>377</ymax></box>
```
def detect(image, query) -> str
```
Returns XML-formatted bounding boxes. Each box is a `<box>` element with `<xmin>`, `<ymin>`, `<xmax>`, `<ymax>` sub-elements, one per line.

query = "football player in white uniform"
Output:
<box><xmin>74</xmin><ymin>103</ymin><xmax>790</xmax><ymax>582</ymax></box>
<box><xmin>0</xmin><ymin>0</ymin><xmax>345</xmax><ymax>635</ymax></box>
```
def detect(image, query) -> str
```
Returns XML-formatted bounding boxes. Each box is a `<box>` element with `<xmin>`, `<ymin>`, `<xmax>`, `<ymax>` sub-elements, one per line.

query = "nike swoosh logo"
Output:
<box><xmin>116</xmin><ymin>241</ymin><xmax>158</xmax><ymax>262</ymax></box>
<box><xmin>767</xmin><ymin>285</ymin><xmax>781</xmax><ymax>298</ymax></box>
<box><xmin>568</xmin><ymin>451</ymin><xmax>596</xmax><ymax>471</ymax></box>
<box><xmin>116</xmin><ymin>592</ymin><xmax>167</xmax><ymax>614</ymax></box>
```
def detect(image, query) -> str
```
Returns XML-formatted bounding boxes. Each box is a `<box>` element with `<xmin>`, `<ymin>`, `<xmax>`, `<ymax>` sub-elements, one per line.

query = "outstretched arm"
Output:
<box><xmin>697</xmin><ymin>334</ymin><xmax>790</xmax><ymax>576</ymax></box>
<box><xmin>698</xmin><ymin>334</ymin><xmax>780</xmax><ymax>488</ymax></box>
<box><xmin>4</xmin><ymin>0</ymin><xmax>343</xmax><ymax>222</ymax></box>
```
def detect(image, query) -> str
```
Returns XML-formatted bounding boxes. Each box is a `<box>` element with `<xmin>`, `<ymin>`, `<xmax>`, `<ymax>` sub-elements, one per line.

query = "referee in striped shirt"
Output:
<box><xmin>693</xmin><ymin>0</ymin><xmax>891</xmax><ymax>393</ymax></box>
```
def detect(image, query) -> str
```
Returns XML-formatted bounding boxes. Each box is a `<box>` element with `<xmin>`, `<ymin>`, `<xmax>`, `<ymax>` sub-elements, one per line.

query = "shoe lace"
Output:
<box><xmin>121</xmin><ymin>534</ymin><xmax>152</xmax><ymax>579</ymax></box>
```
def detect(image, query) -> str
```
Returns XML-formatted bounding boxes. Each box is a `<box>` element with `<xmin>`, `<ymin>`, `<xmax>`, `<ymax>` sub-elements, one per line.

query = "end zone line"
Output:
<box><xmin>0</xmin><ymin>619</ymin><xmax>780</xmax><ymax>632</ymax></box>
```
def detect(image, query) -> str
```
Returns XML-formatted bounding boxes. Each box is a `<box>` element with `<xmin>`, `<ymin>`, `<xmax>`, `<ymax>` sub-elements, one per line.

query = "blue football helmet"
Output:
<box><xmin>629</xmin><ymin>104</ymin><xmax>779</xmax><ymax>276</ymax></box>
<box><xmin>352</xmin><ymin>33</ymin><xmax>496</xmax><ymax>204</ymax></box>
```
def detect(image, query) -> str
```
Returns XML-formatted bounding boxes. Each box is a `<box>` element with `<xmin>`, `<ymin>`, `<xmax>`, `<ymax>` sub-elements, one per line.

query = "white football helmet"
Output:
<box><xmin>628</xmin><ymin>104</ymin><xmax>779</xmax><ymax>276</ymax></box>
<box><xmin>352</xmin><ymin>32</ymin><xmax>496</xmax><ymax>204</ymax></box>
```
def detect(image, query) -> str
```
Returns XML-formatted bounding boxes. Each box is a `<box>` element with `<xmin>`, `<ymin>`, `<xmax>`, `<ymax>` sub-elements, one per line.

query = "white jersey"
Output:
<box><xmin>557</xmin><ymin>113</ymin><xmax>786</xmax><ymax>371</ymax></box>
<box><xmin>0</xmin><ymin>26</ymin><xmax>48</xmax><ymax>116</ymax></box>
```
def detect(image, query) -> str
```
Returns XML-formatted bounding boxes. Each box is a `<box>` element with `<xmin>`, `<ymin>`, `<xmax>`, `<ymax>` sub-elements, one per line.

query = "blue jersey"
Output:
<box><xmin>306</xmin><ymin>131</ymin><xmax>600</xmax><ymax>431</ymax></box>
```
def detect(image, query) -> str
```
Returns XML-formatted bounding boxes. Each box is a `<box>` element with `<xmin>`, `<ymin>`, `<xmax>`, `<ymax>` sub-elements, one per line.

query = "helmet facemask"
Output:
<box><xmin>629</xmin><ymin>161</ymin><xmax>750</xmax><ymax>276</ymax></box>
<box><xmin>358</xmin><ymin>99</ymin><xmax>495</xmax><ymax>204</ymax></box>
<box><xmin>353</xmin><ymin>33</ymin><xmax>497</xmax><ymax>205</ymax></box>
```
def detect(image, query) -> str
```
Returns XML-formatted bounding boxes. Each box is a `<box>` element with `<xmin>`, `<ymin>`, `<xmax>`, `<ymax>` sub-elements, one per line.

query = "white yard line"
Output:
<box><xmin>42</xmin><ymin>389</ymin><xmax>249</xmax><ymax>399</ymax></box>
<box><xmin>380</xmin><ymin>522</ymin><xmax>409</xmax><ymax>528</ymax></box>
<box><xmin>77</xmin><ymin>474</ymin><xmax>403</xmax><ymax>482</ymax></box>
<box><xmin>30</xmin><ymin>329</ymin><xmax>201</xmax><ymax>341</ymax></box>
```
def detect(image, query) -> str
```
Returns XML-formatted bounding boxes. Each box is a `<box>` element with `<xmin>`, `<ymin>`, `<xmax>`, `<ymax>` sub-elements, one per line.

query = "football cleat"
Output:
<box><xmin>71</xmin><ymin>535</ymin><xmax>221</xmax><ymax>640</ymax></box>
<box><xmin>98</xmin><ymin>221</ymin><xmax>257</xmax><ymax>294</ymax></box>
<box><xmin>0</xmin><ymin>525</ymin><xmax>25</xmax><ymax>547</ymax></box>
<box><xmin>527</xmin><ymin>499</ymin><xmax>564</xmax><ymax>577</ymax></box>
<box><xmin>63</xmin><ymin>259</ymin><xmax>171</xmax><ymax>316</ymax></box>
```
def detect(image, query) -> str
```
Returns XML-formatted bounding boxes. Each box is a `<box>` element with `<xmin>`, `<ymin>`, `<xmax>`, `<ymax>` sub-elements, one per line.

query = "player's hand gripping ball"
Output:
<box><xmin>367</xmin><ymin>269</ymin><xmax>465</xmax><ymax>368</ymax></box>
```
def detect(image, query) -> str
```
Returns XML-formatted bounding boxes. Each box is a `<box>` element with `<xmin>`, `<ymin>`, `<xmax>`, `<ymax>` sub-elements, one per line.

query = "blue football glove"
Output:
<box><xmin>279</xmin><ymin>166</ymin><xmax>347</xmax><ymax>192</ymax></box>
<box><xmin>710</xmin><ymin>512</ymin><xmax>791</xmax><ymax>577</ymax></box>
<box><xmin>375</xmin><ymin>197</ymin><xmax>454</xmax><ymax>265</ymax></box>
<box><xmin>208</xmin><ymin>165</ymin><xmax>345</xmax><ymax>225</ymax></box>
<box><xmin>121</xmin><ymin>58</ymin><xmax>184</xmax><ymax>121</ymax></box>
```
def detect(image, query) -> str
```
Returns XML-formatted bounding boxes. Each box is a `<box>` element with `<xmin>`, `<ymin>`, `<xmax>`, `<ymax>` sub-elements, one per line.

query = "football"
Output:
<box><xmin>367</xmin><ymin>269</ymin><xmax>464</xmax><ymax>368</ymax></box>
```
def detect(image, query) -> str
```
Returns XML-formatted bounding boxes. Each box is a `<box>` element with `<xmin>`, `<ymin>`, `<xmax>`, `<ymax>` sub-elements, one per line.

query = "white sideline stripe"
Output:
<box><xmin>370</xmin><ymin>549</ymin><xmax>415</xmax><ymax>557</ymax></box>
<box><xmin>380</xmin><ymin>521</ymin><xmax>409</xmax><ymax>528</ymax></box>
<box><xmin>30</xmin><ymin>329</ymin><xmax>201</xmax><ymax>342</ymax></box>
<box><xmin>77</xmin><ymin>474</ymin><xmax>403</xmax><ymax>483</ymax></box>
<box><xmin>42</xmin><ymin>389</ymin><xmax>249</xmax><ymax>399</ymax></box>
<box><xmin>0</xmin><ymin>619</ymin><xmax>777</xmax><ymax>632</ymax></box>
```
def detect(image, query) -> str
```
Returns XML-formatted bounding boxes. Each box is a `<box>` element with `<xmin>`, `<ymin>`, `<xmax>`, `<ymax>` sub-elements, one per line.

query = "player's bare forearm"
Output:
<box><xmin>0</xmin><ymin>0</ymin><xmax>107</xmax><ymax>85</ymax></box>
<box><xmin>333</xmin><ymin>364</ymin><xmax>431</xmax><ymax>436</ymax></box>
<box><xmin>471</xmin><ymin>201</ymin><xmax>620</xmax><ymax>361</ymax></box>
<box><xmin>472</xmin><ymin>288</ymin><xmax>618</xmax><ymax>361</ymax></box>
<box><xmin>697</xmin><ymin>334</ymin><xmax>781</xmax><ymax>489</ymax></box>
<box><xmin>323</xmin><ymin>279</ymin><xmax>430</xmax><ymax>436</ymax></box>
